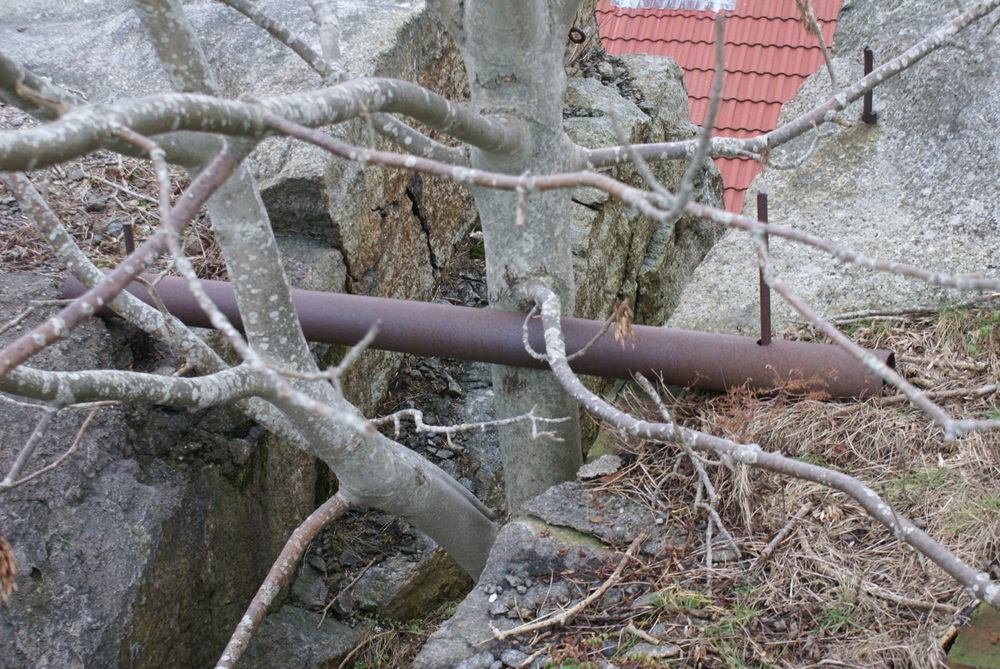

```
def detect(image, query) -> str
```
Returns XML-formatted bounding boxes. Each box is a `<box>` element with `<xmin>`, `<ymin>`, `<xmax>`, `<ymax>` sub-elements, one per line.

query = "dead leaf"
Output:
<box><xmin>0</xmin><ymin>530</ymin><xmax>18</xmax><ymax>605</ymax></box>
<box><xmin>613</xmin><ymin>300</ymin><xmax>635</xmax><ymax>349</ymax></box>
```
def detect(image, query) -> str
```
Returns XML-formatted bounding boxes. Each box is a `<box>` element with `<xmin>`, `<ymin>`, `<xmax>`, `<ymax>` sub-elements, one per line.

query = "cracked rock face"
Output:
<box><xmin>0</xmin><ymin>274</ymin><xmax>320</xmax><ymax>668</ymax></box>
<box><xmin>668</xmin><ymin>1</ymin><xmax>1000</xmax><ymax>335</ymax></box>
<box><xmin>565</xmin><ymin>53</ymin><xmax>725</xmax><ymax>327</ymax></box>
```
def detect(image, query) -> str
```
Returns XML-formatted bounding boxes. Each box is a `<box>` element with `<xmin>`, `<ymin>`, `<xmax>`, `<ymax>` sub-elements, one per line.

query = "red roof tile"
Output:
<box><xmin>689</xmin><ymin>97</ymin><xmax>782</xmax><ymax>131</ymax></box>
<box><xmin>596</xmin><ymin>0</ymin><xmax>843</xmax><ymax>212</ymax></box>
<box><xmin>684</xmin><ymin>71</ymin><xmax>807</xmax><ymax>103</ymax></box>
<box><xmin>599</xmin><ymin>14</ymin><xmax>835</xmax><ymax>50</ymax></box>
<box><xmin>596</xmin><ymin>1</ymin><xmax>839</xmax><ymax>24</ymax></box>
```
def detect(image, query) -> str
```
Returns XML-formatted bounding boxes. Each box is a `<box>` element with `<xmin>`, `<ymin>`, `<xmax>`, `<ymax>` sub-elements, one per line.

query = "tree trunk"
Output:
<box><xmin>456</xmin><ymin>0</ymin><xmax>585</xmax><ymax>512</ymax></box>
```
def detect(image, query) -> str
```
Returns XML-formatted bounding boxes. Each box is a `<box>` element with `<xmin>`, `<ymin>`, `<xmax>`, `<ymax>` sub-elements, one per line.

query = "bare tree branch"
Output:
<box><xmin>306</xmin><ymin>0</ymin><xmax>343</xmax><ymax>65</ymax></box>
<box><xmin>215</xmin><ymin>0</ymin><xmax>465</xmax><ymax>163</ymax></box>
<box><xmin>214</xmin><ymin>0</ymin><xmax>345</xmax><ymax>83</ymax></box>
<box><xmin>0</xmin><ymin>143</ymin><xmax>245</xmax><ymax>381</ymax></box>
<box><xmin>267</xmin><ymin>115</ymin><xmax>1000</xmax><ymax>305</ymax></box>
<box><xmin>796</xmin><ymin>0</ymin><xmax>838</xmax><ymax>91</ymax></box>
<box><xmin>659</xmin><ymin>12</ymin><xmax>725</xmax><ymax>223</ymax></box>
<box><xmin>0</xmin><ymin>77</ymin><xmax>520</xmax><ymax>171</ymax></box>
<box><xmin>372</xmin><ymin>407</ymin><xmax>568</xmax><ymax>453</ymax></box>
<box><xmin>134</xmin><ymin>0</ymin><xmax>219</xmax><ymax>95</ymax></box>
<box><xmin>0</xmin><ymin>49</ymin><xmax>83</xmax><ymax>120</ymax></box>
<box><xmin>0</xmin><ymin>364</ymin><xmax>267</xmax><ymax>408</ymax></box>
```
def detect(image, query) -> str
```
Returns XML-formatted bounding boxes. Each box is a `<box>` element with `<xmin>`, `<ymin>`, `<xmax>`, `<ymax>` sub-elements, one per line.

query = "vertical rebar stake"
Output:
<box><xmin>122</xmin><ymin>221</ymin><xmax>135</xmax><ymax>256</ymax></box>
<box><xmin>862</xmin><ymin>47</ymin><xmax>878</xmax><ymax>125</ymax></box>
<box><xmin>757</xmin><ymin>190</ymin><xmax>771</xmax><ymax>346</ymax></box>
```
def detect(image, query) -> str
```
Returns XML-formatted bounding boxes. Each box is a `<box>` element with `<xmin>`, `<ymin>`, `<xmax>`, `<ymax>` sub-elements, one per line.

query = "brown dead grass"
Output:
<box><xmin>0</xmin><ymin>103</ymin><xmax>226</xmax><ymax>280</ymax></box>
<box><xmin>549</xmin><ymin>307</ymin><xmax>1000</xmax><ymax>669</ymax></box>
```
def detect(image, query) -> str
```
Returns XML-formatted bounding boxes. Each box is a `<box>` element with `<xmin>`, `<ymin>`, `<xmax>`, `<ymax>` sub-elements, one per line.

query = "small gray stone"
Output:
<box><xmin>291</xmin><ymin>564</ymin><xmax>329</xmax><ymax>608</ymax></box>
<box><xmin>711</xmin><ymin>546</ymin><xmax>741</xmax><ymax>563</ymax></box>
<box><xmin>627</xmin><ymin>642</ymin><xmax>682</xmax><ymax>659</ymax></box>
<box><xmin>598</xmin><ymin>586</ymin><xmax>624</xmax><ymax>608</ymax></box>
<box><xmin>500</xmin><ymin>648</ymin><xmax>529</xmax><ymax>666</ymax></box>
<box><xmin>488</xmin><ymin>601</ymin><xmax>509</xmax><ymax>616</ymax></box>
<box><xmin>577</xmin><ymin>454</ymin><xmax>621</xmax><ymax>479</ymax></box>
<box><xmin>455</xmin><ymin>652</ymin><xmax>496</xmax><ymax>669</ymax></box>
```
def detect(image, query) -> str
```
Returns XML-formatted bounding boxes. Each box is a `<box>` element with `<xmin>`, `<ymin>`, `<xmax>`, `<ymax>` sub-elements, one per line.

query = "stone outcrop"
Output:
<box><xmin>3</xmin><ymin>0</ymin><xmax>478</xmax><ymax>415</ymax></box>
<box><xmin>566</xmin><ymin>53</ymin><xmax>724</xmax><ymax>325</ymax></box>
<box><xmin>413</xmin><ymin>481</ymin><xmax>684</xmax><ymax>668</ymax></box>
<box><xmin>0</xmin><ymin>274</ymin><xmax>320</xmax><ymax>667</ymax></box>
<box><xmin>669</xmin><ymin>1</ymin><xmax>1000</xmax><ymax>334</ymax></box>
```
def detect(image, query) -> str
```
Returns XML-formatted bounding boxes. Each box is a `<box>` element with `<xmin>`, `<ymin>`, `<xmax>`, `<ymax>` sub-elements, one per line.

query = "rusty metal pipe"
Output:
<box><xmin>65</xmin><ymin>275</ymin><xmax>894</xmax><ymax>398</ymax></box>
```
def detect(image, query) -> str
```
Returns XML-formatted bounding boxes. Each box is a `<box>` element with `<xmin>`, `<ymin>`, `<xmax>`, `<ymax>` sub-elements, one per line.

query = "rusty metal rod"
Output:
<box><xmin>757</xmin><ymin>190</ymin><xmax>772</xmax><ymax>346</ymax></box>
<box><xmin>122</xmin><ymin>221</ymin><xmax>135</xmax><ymax>256</ymax></box>
<box><xmin>65</xmin><ymin>275</ymin><xmax>894</xmax><ymax>398</ymax></box>
<box><xmin>862</xmin><ymin>47</ymin><xmax>878</xmax><ymax>125</ymax></box>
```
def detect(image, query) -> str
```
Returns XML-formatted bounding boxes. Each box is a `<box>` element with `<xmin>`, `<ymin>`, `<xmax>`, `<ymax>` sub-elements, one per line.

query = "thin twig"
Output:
<box><xmin>826</xmin><ymin>293</ymin><xmax>1000</xmax><ymax>322</ymax></box>
<box><xmin>0</xmin><ymin>407</ymin><xmax>58</xmax><ymax>489</ymax></box>
<box><xmin>865</xmin><ymin>586</ymin><xmax>960</xmax><ymax>615</ymax></box>
<box><xmin>520</xmin><ymin>305</ymin><xmax>548</xmax><ymax>362</ymax></box>
<box><xmin>751</xmin><ymin>501</ymin><xmax>814</xmax><ymax>572</ymax></box>
<box><xmin>796</xmin><ymin>0</ymin><xmax>838</xmax><ymax>91</ymax></box>
<box><xmin>0</xmin><ymin>300</ymin><xmax>71</xmax><ymax>337</ymax></box>
<box><xmin>87</xmin><ymin>173</ymin><xmax>159</xmax><ymax>205</ymax></box>
<box><xmin>0</xmin><ymin>407</ymin><xmax>100</xmax><ymax>492</ymax></box>
<box><xmin>319</xmin><ymin>555</ymin><xmax>377</xmax><ymax>626</ymax></box>
<box><xmin>489</xmin><ymin>532</ymin><xmax>646</xmax><ymax>641</ymax></box>
<box><xmin>567</xmin><ymin>314</ymin><xmax>615</xmax><ymax>363</ymax></box>
<box><xmin>897</xmin><ymin>355</ymin><xmax>986</xmax><ymax>372</ymax></box>
<box><xmin>878</xmin><ymin>384</ymin><xmax>999</xmax><ymax>406</ymax></box>
<box><xmin>215</xmin><ymin>0</ymin><xmax>344</xmax><ymax>82</ymax></box>
<box><xmin>279</xmin><ymin>321</ymin><xmax>381</xmax><ymax>395</ymax></box>
<box><xmin>372</xmin><ymin>406</ymin><xmax>567</xmax><ymax>452</ymax></box>
<box><xmin>660</xmin><ymin>12</ymin><xmax>726</xmax><ymax>223</ymax></box>
<box><xmin>215</xmin><ymin>494</ymin><xmax>351</xmax><ymax>669</ymax></box>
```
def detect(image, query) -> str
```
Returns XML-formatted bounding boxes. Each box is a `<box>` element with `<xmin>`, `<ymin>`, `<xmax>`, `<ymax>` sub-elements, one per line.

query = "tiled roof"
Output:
<box><xmin>596</xmin><ymin>0</ymin><xmax>843</xmax><ymax>212</ymax></box>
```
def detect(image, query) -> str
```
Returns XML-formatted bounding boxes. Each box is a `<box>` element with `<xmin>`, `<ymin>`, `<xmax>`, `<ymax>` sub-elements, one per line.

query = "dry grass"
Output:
<box><xmin>0</xmin><ymin>103</ymin><xmax>226</xmax><ymax>280</ymax></box>
<box><xmin>542</xmin><ymin>307</ymin><xmax>1000</xmax><ymax>669</ymax></box>
<box><xmin>339</xmin><ymin>605</ymin><xmax>460</xmax><ymax>669</ymax></box>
